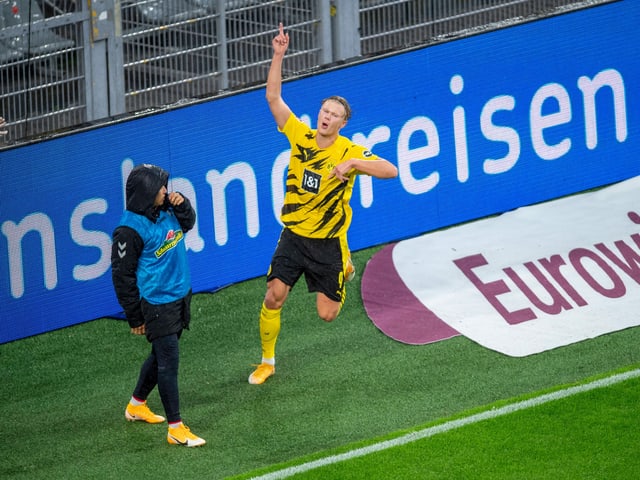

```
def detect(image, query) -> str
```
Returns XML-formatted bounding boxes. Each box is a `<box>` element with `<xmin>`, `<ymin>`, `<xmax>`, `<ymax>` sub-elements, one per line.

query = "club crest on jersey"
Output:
<box><xmin>155</xmin><ymin>229</ymin><xmax>184</xmax><ymax>258</ymax></box>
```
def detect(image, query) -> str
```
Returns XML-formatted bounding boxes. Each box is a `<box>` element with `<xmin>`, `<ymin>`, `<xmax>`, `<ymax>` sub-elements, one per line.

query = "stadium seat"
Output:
<box><xmin>126</xmin><ymin>0</ymin><xmax>208</xmax><ymax>24</ymax></box>
<box><xmin>0</xmin><ymin>40</ymin><xmax>23</xmax><ymax>65</ymax></box>
<box><xmin>185</xmin><ymin>0</ymin><xmax>256</xmax><ymax>12</ymax></box>
<box><xmin>0</xmin><ymin>0</ymin><xmax>74</xmax><ymax>57</ymax></box>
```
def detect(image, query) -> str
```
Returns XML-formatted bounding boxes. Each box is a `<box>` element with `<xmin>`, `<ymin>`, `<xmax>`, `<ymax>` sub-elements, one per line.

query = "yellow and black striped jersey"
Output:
<box><xmin>279</xmin><ymin>113</ymin><xmax>379</xmax><ymax>239</ymax></box>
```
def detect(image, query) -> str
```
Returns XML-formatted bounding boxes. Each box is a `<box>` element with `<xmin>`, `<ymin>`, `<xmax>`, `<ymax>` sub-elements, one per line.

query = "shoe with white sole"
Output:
<box><xmin>345</xmin><ymin>257</ymin><xmax>355</xmax><ymax>282</ymax></box>
<box><xmin>167</xmin><ymin>424</ymin><xmax>206</xmax><ymax>447</ymax></box>
<box><xmin>125</xmin><ymin>402</ymin><xmax>165</xmax><ymax>424</ymax></box>
<box><xmin>248</xmin><ymin>363</ymin><xmax>275</xmax><ymax>385</ymax></box>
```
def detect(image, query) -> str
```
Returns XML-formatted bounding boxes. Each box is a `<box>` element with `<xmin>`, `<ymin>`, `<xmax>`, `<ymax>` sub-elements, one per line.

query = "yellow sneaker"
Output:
<box><xmin>167</xmin><ymin>423</ymin><xmax>206</xmax><ymax>447</ymax></box>
<box><xmin>125</xmin><ymin>402</ymin><xmax>165</xmax><ymax>424</ymax></box>
<box><xmin>248</xmin><ymin>363</ymin><xmax>275</xmax><ymax>385</ymax></box>
<box><xmin>345</xmin><ymin>257</ymin><xmax>355</xmax><ymax>282</ymax></box>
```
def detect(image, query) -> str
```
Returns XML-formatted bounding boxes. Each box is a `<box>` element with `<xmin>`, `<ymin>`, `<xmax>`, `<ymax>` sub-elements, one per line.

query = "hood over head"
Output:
<box><xmin>125</xmin><ymin>164</ymin><xmax>169</xmax><ymax>221</ymax></box>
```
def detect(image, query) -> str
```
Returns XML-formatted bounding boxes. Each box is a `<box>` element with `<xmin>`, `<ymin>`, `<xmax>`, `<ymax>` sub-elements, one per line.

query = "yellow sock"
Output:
<box><xmin>259</xmin><ymin>303</ymin><xmax>281</xmax><ymax>361</ymax></box>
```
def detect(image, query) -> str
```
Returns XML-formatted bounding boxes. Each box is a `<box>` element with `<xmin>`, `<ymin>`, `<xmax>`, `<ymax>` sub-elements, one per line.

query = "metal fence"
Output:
<box><xmin>0</xmin><ymin>0</ymin><xmax>611</xmax><ymax>147</ymax></box>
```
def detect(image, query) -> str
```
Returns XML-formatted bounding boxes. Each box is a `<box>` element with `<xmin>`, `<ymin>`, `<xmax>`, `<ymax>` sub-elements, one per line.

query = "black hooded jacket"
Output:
<box><xmin>110</xmin><ymin>164</ymin><xmax>196</xmax><ymax>331</ymax></box>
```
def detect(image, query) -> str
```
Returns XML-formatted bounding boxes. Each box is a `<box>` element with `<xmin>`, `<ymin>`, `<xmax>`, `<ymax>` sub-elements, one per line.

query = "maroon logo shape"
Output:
<box><xmin>361</xmin><ymin>243</ymin><xmax>460</xmax><ymax>345</ymax></box>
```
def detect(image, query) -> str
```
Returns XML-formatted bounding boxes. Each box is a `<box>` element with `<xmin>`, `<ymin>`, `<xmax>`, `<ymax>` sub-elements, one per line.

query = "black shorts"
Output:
<box><xmin>141</xmin><ymin>290</ymin><xmax>191</xmax><ymax>342</ymax></box>
<box><xmin>267</xmin><ymin>228</ymin><xmax>348</xmax><ymax>303</ymax></box>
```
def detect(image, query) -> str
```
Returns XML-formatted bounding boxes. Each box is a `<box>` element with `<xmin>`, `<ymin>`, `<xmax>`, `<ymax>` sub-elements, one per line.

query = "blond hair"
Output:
<box><xmin>321</xmin><ymin>95</ymin><xmax>352</xmax><ymax>121</ymax></box>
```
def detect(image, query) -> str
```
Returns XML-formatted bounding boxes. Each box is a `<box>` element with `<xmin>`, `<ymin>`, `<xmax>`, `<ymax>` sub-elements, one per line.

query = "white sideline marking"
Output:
<box><xmin>250</xmin><ymin>368</ymin><xmax>640</xmax><ymax>480</ymax></box>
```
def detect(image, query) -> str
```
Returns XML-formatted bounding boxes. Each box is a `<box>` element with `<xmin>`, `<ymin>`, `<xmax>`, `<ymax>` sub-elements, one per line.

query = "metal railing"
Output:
<box><xmin>0</xmin><ymin>0</ymin><xmax>611</xmax><ymax>147</ymax></box>
<box><xmin>0</xmin><ymin>0</ymin><xmax>86</xmax><ymax>140</ymax></box>
<box><xmin>120</xmin><ymin>0</ymin><xmax>324</xmax><ymax>113</ymax></box>
<box><xmin>359</xmin><ymin>0</ymin><xmax>589</xmax><ymax>55</ymax></box>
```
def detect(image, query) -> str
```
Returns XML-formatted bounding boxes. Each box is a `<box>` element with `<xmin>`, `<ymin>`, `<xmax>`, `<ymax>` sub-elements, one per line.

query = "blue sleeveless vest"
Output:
<box><xmin>119</xmin><ymin>209</ymin><xmax>190</xmax><ymax>304</ymax></box>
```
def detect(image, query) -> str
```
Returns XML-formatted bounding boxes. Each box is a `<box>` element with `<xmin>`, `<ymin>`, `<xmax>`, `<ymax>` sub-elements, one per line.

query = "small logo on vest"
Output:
<box><xmin>155</xmin><ymin>229</ymin><xmax>184</xmax><ymax>258</ymax></box>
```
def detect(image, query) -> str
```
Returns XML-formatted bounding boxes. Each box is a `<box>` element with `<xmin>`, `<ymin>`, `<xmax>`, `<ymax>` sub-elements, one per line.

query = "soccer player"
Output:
<box><xmin>248</xmin><ymin>23</ymin><xmax>398</xmax><ymax>385</ymax></box>
<box><xmin>111</xmin><ymin>164</ymin><xmax>205</xmax><ymax>447</ymax></box>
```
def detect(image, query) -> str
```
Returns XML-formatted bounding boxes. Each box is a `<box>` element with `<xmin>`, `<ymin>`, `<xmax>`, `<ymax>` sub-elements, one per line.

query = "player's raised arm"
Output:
<box><xmin>266</xmin><ymin>23</ymin><xmax>293</xmax><ymax>129</ymax></box>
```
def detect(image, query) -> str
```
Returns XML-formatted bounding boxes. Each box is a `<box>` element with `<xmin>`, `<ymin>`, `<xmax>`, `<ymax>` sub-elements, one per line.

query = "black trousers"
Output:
<box><xmin>133</xmin><ymin>332</ymin><xmax>181</xmax><ymax>423</ymax></box>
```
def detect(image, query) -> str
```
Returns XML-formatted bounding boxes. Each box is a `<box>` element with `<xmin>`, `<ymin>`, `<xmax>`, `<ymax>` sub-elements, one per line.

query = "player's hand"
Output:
<box><xmin>130</xmin><ymin>325</ymin><xmax>145</xmax><ymax>335</ymax></box>
<box><xmin>329</xmin><ymin>160</ymin><xmax>354</xmax><ymax>182</ymax></box>
<box><xmin>166</xmin><ymin>192</ymin><xmax>184</xmax><ymax>206</ymax></box>
<box><xmin>272</xmin><ymin>22</ymin><xmax>289</xmax><ymax>54</ymax></box>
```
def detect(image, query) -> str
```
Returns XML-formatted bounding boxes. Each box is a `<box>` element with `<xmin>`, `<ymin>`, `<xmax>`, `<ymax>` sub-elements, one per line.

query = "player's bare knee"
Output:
<box><xmin>264</xmin><ymin>297</ymin><xmax>282</xmax><ymax>310</ymax></box>
<box><xmin>318</xmin><ymin>309</ymin><xmax>339</xmax><ymax>322</ymax></box>
<box><xmin>265</xmin><ymin>280</ymin><xmax>289</xmax><ymax>309</ymax></box>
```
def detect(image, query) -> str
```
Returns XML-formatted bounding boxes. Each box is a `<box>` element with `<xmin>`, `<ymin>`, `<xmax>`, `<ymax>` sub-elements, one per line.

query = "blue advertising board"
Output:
<box><xmin>1</xmin><ymin>0</ymin><xmax>638</xmax><ymax>343</ymax></box>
